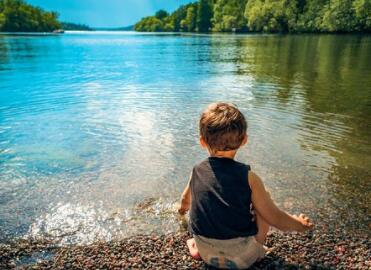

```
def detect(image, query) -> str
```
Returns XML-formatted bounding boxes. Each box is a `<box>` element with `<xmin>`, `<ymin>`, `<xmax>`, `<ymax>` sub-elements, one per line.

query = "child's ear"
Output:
<box><xmin>199</xmin><ymin>136</ymin><xmax>207</xmax><ymax>148</ymax></box>
<box><xmin>241</xmin><ymin>134</ymin><xmax>248</xmax><ymax>146</ymax></box>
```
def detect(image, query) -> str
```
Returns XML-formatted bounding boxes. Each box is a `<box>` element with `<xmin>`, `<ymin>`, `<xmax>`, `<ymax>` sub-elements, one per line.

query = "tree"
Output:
<box><xmin>169</xmin><ymin>4</ymin><xmax>191</xmax><ymax>32</ymax></box>
<box><xmin>133</xmin><ymin>0</ymin><xmax>370</xmax><ymax>33</ymax></box>
<box><xmin>212</xmin><ymin>0</ymin><xmax>247</xmax><ymax>32</ymax></box>
<box><xmin>197</xmin><ymin>0</ymin><xmax>213</xmax><ymax>32</ymax></box>
<box><xmin>134</xmin><ymin>16</ymin><xmax>165</xmax><ymax>32</ymax></box>
<box><xmin>295</xmin><ymin>0</ymin><xmax>328</xmax><ymax>32</ymax></box>
<box><xmin>245</xmin><ymin>0</ymin><xmax>298</xmax><ymax>32</ymax></box>
<box><xmin>0</xmin><ymin>12</ymin><xmax>5</xmax><ymax>29</ymax></box>
<box><xmin>182</xmin><ymin>5</ymin><xmax>197</xmax><ymax>31</ymax></box>
<box><xmin>155</xmin><ymin>9</ymin><xmax>169</xmax><ymax>20</ymax></box>
<box><xmin>353</xmin><ymin>0</ymin><xmax>371</xmax><ymax>32</ymax></box>
<box><xmin>61</xmin><ymin>22</ymin><xmax>92</xmax><ymax>31</ymax></box>
<box><xmin>321</xmin><ymin>0</ymin><xmax>358</xmax><ymax>32</ymax></box>
<box><xmin>0</xmin><ymin>0</ymin><xmax>60</xmax><ymax>32</ymax></box>
<box><xmin>134</xmin><ymin>3</ymin><xmax>198</xmax><ymax>32</ymax></box>
<box><xmin>162</xmin><ymin>15</ymin><xmax>175</xmax><ymax>31</ymax></box>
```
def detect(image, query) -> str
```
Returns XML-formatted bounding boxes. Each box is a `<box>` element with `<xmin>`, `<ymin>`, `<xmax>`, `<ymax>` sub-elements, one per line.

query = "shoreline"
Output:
<box><xmin>1</xmin><ymin>225</ymin><xmax>369</xmax><ymax>269</ymax></box>
<box><xmin>0</xmin><ymin>32</ymin><xmax>63</xmax><ymax>36</ymax></box>
<box><xmin>1</xmin><ymin>31</ymin><xmax>370</xmax><ymax>36</ymax></box>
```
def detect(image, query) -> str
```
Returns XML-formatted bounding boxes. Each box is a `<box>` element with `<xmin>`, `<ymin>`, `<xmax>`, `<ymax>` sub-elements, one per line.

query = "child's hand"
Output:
<box><xmin>177</xmin><ymin>201</ymin><xmax>190</xmax><ymax>215</ymax></box>
<box><xmin>292</xmin><ymin>214</ymin><xmax>314</xmax><ymax>232</ymax></box>
<box><xmin>178</xmin><ymin>174</ymin><xmax>192</xmax><ymax>215</ymax></box>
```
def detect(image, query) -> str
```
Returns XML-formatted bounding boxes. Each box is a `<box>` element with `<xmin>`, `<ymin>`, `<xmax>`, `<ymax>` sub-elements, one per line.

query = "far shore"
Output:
<box><xmin>0</xmin><ymin>32</ymin><xmax>63</xmax><ymax>36</ymax></box>
<box><xmin>1</xmin><ymin>31</ymin><xmax>370</xmax><ymax>38</ymax></box>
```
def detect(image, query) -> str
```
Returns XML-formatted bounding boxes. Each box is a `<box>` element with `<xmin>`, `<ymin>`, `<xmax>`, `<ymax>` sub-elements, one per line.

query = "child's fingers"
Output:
<box><xmin>302</xmin><ymin>217</ymin><xmax>314</xmax><ymax>228</ymax></box>
<box><xmin>292</xmin><ymin>214</ymin><xmax>314</xmax><ymax>231</ymax></box>
<box><xmin>299</xmin><ymin>214</ymin><xmax>310</xmax><ymax>222</ymax></box>
<box><xmin>296</xmin><ymin>213</ymin><xmax>314</xmax><ymax>228</ymax></box>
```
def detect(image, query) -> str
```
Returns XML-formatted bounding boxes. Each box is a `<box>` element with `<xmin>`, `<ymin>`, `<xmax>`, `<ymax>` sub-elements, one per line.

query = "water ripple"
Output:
<box><xmin>0</xmin><ymin>33</ymin><xmax>370</xmax><ymax>242</ymax></box>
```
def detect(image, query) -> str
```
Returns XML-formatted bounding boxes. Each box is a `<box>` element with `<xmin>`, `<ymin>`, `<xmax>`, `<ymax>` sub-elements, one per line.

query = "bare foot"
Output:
<box><xmin>186</xmin><ymin>238</ymin><xmax>201</xmax><ymax>261</ymax></box>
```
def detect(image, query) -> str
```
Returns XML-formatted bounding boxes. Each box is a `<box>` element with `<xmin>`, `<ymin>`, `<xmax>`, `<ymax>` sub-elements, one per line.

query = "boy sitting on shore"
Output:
<box><xmin>178</xmin><ymin>102</ymin><xmax>314</xmax><ymax>269</ymax></box>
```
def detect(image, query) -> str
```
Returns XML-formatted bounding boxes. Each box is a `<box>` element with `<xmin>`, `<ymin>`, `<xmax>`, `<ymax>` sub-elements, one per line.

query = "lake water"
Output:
<box><xmin>0</xmin><ymin>32</ymin><xmax>370</xmax><ymax>244</ymax></box>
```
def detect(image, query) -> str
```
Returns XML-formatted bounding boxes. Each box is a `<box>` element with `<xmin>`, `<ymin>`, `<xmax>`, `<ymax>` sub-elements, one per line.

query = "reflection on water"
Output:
<box><xmin>28</xmin><ymin>198</ymin><xmax>179</xmax><ymax>245</ymax></box>
<box><xmin>0</xmin><ymin>33</ymin><xmax>370</xmax><ymax>243</ymax></box>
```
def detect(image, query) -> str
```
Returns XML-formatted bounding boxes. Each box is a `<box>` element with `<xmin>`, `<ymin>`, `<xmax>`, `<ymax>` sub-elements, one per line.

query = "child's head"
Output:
<box><xmin>199</xmin><ymin>102</ymin><xmax>247</xmax><ymax>153</ymax></box>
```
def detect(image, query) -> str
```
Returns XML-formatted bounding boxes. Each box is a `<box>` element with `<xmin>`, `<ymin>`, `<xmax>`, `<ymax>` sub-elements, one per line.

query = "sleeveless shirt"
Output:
<box><xmin>189</xmin><ymin>157</ymin><xmax>258</xmax><ymax>239</ymax></box>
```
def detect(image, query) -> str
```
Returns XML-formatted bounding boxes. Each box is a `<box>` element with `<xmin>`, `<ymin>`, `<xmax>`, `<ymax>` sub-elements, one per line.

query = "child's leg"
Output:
<box><xmin>186</xmin><ymin>238</ymin><xmax>202</xmax><ymax>260</ymax></box>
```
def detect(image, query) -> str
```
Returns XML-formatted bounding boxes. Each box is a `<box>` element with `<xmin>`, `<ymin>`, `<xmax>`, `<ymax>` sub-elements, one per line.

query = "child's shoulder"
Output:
<box><xmin>193</xmin><ymin>157</ymin><xmax>250</xmax><ymax>170</ymax></box>
<box><xmin>192</xmin><ymin>158</ymin><xmax>209</xmax><ymax>170</ymax></box>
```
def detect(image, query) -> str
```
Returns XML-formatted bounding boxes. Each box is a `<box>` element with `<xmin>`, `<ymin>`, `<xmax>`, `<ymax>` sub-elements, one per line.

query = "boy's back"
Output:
<box><xmin>190</xmin><ymin>156</ymin><xmax>257</xmax><ymax>239</ymax></box>
<box><xmin>178</xmin><ymin>102</ymin><xmax>313</xmax><ymax>269</ymax></box>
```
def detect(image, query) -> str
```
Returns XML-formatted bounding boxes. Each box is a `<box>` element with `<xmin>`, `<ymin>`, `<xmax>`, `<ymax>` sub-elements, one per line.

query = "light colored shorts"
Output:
<box><xmin>194</xmin><ymin>234</ymin><xmax>265</xmax><ymax>269</ymax></box>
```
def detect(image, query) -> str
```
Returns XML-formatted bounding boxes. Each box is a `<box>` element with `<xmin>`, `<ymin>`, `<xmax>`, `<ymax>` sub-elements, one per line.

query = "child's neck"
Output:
<box><xmin>209</xmin><ymin>149</ymin><xmax>237</xmax><ymax>159</ymax></box>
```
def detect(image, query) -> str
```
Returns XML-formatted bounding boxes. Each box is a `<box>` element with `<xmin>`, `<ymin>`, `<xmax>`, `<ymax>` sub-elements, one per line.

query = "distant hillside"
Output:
<box><xmin>115</xmin><ymin>25</ymin><xmax>134</xmax><ymax>31</ymax></box>
<box><xmin>94</xmin><ymin>25</ymin><xmax>134</xmax><ymax>31</ymax></box>
<box><xmin>62</xmin><ymin>22</ymin><xmax>92</xmax><ymax>31</ymax></box>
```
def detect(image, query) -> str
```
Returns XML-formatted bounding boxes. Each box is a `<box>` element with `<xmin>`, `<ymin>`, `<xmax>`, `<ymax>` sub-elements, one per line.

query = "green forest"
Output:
<box><xmin>135</xmin><ymin>0</ymin><xmax>371</xmax><ymax>33</ymax></box>
<box><xmin>0</xmin><ymin>0</ymin><xmax>61</xmax><ymax>32</ymax></box>
<box><xmin>61</xmin><ymin>22</ymin><xmax>92</xmax><ymax>31</ymax></box>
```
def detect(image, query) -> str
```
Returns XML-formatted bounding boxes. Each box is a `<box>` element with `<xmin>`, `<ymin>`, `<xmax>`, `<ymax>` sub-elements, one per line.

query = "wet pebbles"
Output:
<box><xmin>1</xmin><ymin>226</ymin><xmax>370</xmax><ymax>269</ymax></box>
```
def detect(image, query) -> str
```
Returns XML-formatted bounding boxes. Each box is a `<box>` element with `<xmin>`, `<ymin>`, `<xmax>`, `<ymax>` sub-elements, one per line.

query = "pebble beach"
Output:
<box><xmin>1</xmin><ymin>223</ymin><xmax>369</xmax><ymax>270</ymax></box>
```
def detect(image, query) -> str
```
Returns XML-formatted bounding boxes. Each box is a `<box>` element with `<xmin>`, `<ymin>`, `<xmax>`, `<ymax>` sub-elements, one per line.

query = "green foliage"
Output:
<box><xmin>167</xmin><ymin>4</ymin><xmax>193</xmax><ymax>32</ymax></box>
<box><xmin>353</xmin><ymin>0</ymin><xmax>371</xmax><ymax>31</ymax></box>
<box><xmin>61</xmin><ymin>22</ymin><xmax>92</xmax><ymax>31</ymax></box>
<box><xmin>155</xmin><ymin>9</ymin><xmax>168</xmax><ymax>20</ymax></box>
<box><xmin>134</xmin><ymin>16</ymin><xmax>164</xmax><ymax>32</ymax></box>
<box><xmin>134</xmin><ymin>0</ymin><xmax>371</xmax><ymax>33</ymax></box>
<box><xmin>182</xmin><ymin>5</ymin><xmax>197</xmax><ymax>31</ymax></box>
<box><xmin>317</xmin><ymin>0</ymin><xmax>371</xmax><ymax>32</ymax></box>
<box><xmin>321</xmin><ymin>0</ymin><xmax>358</xmax><ymax>32</ymax></box>
<box><xmin>134</xmin><ymin>3</ymin><xmax>199</xmax><ymax>32</ymax></box>
<box><xmin>212</xmin><ymin>0</ymin><xmax>247</xmax><ymax>32</ymax></box>
<box><xmin>0</xmin><ymin>0</ymin><xmax>61</xmax><ymax>32</ymax></box>
<box><xmin>197</xmin><ymin>0</ymin><xmax>213</xmax><ymax>32</ymax></box>
<box><xmin>0</xmin><ymin>12</ymin><xmax>5</xmax><ymax>29</ymax></box>
<box><xmin>245</xmin><ymin>0</ymin><xmax>298</xmax><ymax>32</ymax></box>
<box><xmin>295</xmin><ymin>0</ymin><xmax>328</xmax><ymax>32</ymax></box>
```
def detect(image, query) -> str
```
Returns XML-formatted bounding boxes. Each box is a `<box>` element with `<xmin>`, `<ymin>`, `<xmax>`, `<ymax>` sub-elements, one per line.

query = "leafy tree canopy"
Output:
<box><xmin>61</xmin><ymin>22</ymin><xmax>92</xmax><ymax>31</ymax></box>
<box><xmin>134</xmin><ymin>0</ymin><xmax>371</xmax><ymax>33</ymax></box>
<box><xmin>0</xmin><ymin>0</ymin><xmax>61</xmax><ymax>32</ymax></box>
<box><xmin>155</xmin><ymin>9</ymin><xmax>169</xmax><ymax>20</ymax></box>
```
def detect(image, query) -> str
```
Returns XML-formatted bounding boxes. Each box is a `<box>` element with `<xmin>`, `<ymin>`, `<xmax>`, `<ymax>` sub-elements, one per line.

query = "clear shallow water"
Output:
<box><xmin>0</xmin><ymin>32</ymin><xmax>370</xmax><ymax>244</ymax></box>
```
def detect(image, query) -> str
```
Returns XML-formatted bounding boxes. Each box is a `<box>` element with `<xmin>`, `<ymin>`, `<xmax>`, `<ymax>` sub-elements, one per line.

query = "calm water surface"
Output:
<box><xmin>0</xmin><ymin>32</ymin><xmax>370</xmax><ymax>244</ymax></box>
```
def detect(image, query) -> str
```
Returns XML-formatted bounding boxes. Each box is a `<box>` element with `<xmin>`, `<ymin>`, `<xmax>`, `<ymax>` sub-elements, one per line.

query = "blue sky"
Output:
<box><xmin>28</xmin><ymin>0</ymin><xmax>193</xmax><ymax>28</ymax></box>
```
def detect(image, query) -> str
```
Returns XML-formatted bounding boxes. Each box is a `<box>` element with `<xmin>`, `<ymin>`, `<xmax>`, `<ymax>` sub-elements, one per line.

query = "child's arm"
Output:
<box><xmin>249</xmin><ymin>171</ymin><xmax>314</xmax><ymax>232</ymax></box>
<box><xmin>178</xmin><ymin>173</ymin><xmax>192</xmax><ymax>215</ymax></box>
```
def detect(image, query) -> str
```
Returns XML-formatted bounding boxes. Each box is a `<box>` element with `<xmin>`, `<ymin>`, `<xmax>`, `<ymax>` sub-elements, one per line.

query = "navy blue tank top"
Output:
<box><xmin>189</xmin><ymin>157</ymin><xmax>258</xmax><ymax>239</ymax></box>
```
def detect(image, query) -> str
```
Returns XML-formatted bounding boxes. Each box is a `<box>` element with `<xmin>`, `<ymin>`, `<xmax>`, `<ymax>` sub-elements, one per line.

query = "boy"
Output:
<box><xmin>178</xmin><ymin>102</ymin><xmax>313</xmax><ymax>269</ymax></box>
